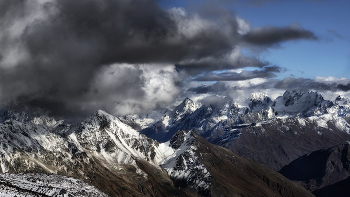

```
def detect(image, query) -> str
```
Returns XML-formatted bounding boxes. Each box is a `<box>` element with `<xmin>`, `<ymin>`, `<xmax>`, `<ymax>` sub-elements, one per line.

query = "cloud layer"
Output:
<box><xmin>0</xmin><ymin>0</ymin><xmax>319</xmax><ymax>120</ymax></box>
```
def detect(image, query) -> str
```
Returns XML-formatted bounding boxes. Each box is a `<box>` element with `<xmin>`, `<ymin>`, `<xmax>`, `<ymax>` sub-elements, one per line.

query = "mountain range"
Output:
<box><xmin>0</xmin><ymin>90</ymin><xmax>349</xmax><ymax>196</ymax></box>
<box><xmin>122</xmin><ymin>91</ymin><xmax>350</xmax><ymax>171</ymax></box>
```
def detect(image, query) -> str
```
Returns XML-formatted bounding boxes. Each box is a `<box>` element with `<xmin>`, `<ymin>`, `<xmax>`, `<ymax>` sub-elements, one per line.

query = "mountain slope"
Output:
<box><xmin>279</xmin><ymin>141</ymin><xmax>350</xmax><ymax>192</ymax></box>
<box><xmin>0</xmin><ymin>110</ymin><xmax>184</xmax><ymax>197</ymax></box>
<box><xmin>163</xmin><ymin>130</ymin><xmax>314</xmax><ymax>197</ymax></box>
<box><xmin>312</xmin><ymin>176</ymin><xmax>350</xmax><ymax>197</ymax></box>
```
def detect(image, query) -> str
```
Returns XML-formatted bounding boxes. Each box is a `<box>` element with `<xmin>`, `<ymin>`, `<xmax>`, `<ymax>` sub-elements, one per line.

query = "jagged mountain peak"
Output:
<box><xmin>176</xmin><ymin>97</ymin><xmax>193</xmax><ymax>108</ymax></box>
<box><xmin>273</xmin><ymin>90</ymin><xmax>325</xmax><ymax>116</ymax></box>
<box><xmin>170</xmin><ymin>98</ymin><xmax>201</xmax><ymax>123</ymax></box>
<box><xmin>173</xmin><ymin>98</ymin><xmax>201</xmax><ymax>114</ymax></box>
<box><xmin>284</xmin><ymin>90</ymin><xmax>323</xmax><ymax>104</ymax></box>
<box><xmin>248</xmin><ymin>93</ymin><xmax>273</xmax><ymax>113</ymax></box>
<box><xmin>80</xmin><ymin>110</ymin><xmax>131</xmax><ymax>132</ymax></box>
<box><xmin>249</xmin><ymin>92</ymin><xmax>269</xmax><ymax>101</ymax></box>
<box><xmin>70</xmin><ymin>109</ymin><xmax>166</xmax><ymax>168</ymax></box>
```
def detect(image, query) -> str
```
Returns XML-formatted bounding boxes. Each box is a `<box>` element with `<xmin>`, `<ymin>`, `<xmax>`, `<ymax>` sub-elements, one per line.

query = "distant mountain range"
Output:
<box><xmin>121</xmin><ymin>91</ymin><xmax>350</xmax><ymax>171</ymax></box>
<box><xmin>0</xmin><ymin>90</ymin><xmax>349</xmax><ymax>196</ymax></box>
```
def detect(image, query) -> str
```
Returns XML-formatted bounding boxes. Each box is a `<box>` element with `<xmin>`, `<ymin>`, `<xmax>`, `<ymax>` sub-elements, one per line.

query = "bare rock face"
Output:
<box><xmin>280</xmin><ymin>141</ymin><xmax>350</xmax><ymax>193</ymax></box>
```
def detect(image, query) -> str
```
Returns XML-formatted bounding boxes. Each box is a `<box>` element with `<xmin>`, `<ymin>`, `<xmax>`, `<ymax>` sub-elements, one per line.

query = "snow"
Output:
<box><xmin>161</xmin><ymin>131</ymin><xmax>192</xmax><ymax>169</ymax></box>
<box><xmin>161</xmin><ymin>131</ymin><xmax>211</xmax><ymax>192</ymax></box>
<box><xmin>297</xmin><ymin>118</ymin><xmax>306</xmax><ymax>126</ymax></box>
<box><xmin>154</xmin><ymin>141</ymin><xmax>175</xmax><ymax>164</ymax></box>
<box><xmin>0</xmin><ymin>173</ymin><xmax>108</xmax><ymax>197</ymax></box>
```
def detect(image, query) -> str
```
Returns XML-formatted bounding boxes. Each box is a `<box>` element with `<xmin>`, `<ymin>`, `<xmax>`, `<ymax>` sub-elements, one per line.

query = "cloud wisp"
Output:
<box><xmin>188</xmin><ymin>77</ymin><xmax>350</xmax><ymax>97</ymax></box>
<box><xmin>194</xmin><ymin>66</ymin><xmax>284</xmax><ymax>81</ymax></box>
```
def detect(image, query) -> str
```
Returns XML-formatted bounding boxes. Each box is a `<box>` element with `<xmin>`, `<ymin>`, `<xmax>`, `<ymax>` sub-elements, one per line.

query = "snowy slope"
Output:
<box><xmin>0</xmin><ymin>110</ymin><xmax>182</xmax><ymax>196</ymax></box>
<box><xmin>68</xmin><ymin>110</ymin><xmax>176</xmax><ymax>169</ymax></box>
<box><xmin>161</xmin><ymin>131</ymin><xmax>211</xmax><ymax>195</ymax></box>
<box><xmin>0</xmin><ymin>173</ymin><xmax>108</xmax><ymax>197</ymax></box>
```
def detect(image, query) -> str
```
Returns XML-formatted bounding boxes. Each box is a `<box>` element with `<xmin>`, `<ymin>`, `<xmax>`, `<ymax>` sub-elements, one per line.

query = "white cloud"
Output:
<box><xmin>236</xmin><ymin>16</ymin><xmax>251</xmax><ymax>35</ymax></box>
<box><xmin>87</xmin><ymin>63</ymin><xmax>181</xmax><ymax>116</ymax></box>
<box><xmin>314</xmin><ymin>76</ymin><xmax>350</xmax><ymax>84</ymax></box>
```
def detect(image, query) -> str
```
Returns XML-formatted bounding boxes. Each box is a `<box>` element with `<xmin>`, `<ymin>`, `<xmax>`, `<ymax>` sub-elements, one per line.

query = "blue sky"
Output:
<box><xmin>160</xmin><ymin>0</ymin><xmax>350</xmax><ymax>79</ymax></box>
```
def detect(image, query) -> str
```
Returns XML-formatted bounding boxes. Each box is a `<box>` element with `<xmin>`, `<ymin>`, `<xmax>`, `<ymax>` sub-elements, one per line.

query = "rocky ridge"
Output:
<box><xmin>0</xmin><ymin>109</ymin><xmax>314</xmax><ymax>196</ymax></box>
<box><xmin>120</xmin><ymin>91</ymin><xmax>350</xmax><ymax>171</ymax></box>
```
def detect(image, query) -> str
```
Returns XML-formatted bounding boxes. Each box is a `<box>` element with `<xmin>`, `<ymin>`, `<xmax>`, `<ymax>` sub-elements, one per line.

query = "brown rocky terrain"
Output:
<box><xmin>279</xmin><ymin>141</ymin><xmax>350</xmax><ymax>194</ymax></box>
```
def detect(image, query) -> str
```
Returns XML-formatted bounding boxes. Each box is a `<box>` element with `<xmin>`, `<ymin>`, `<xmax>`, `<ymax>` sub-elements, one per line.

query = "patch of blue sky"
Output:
<box><xmin>158</xmin><ymin>0</ymin><xmax>350</xmax><ymax>80</ymax></box>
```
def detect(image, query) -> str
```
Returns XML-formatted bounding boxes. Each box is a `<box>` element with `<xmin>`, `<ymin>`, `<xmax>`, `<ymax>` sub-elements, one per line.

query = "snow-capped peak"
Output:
<box><xmin>249</xmin><ymin>92</ymin><xmax>268</xmax><ymax>101</ymax></box>
<box><xmin>273</xmin><ymin>90</ymin><xmax>324</xmax><ymax>116</ymax></box>
<box><xmin>172</xmin><ymin>98</ymin><xmax>201</xmax><ymax>118</ymax></box>
<box><xmin>248</xmin><ymin>92</ymin><xmax>273</xmax><ymax>113</ymax></box>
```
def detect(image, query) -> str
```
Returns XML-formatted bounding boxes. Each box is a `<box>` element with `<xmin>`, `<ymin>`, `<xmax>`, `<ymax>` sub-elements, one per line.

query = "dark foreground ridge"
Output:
<box><xmin>280</xmin><ymin>141</ymin><xmax>350</xmax><ymax>195</ymax></box>
<box><xmin>189</xmin><ymin>131</ymin><xmax>314</xmax><ymax>197</ymax></box>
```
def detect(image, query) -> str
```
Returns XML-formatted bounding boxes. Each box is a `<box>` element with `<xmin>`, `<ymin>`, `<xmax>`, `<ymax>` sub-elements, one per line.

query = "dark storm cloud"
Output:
<box><xmin>194</xmin><ymin>66</ymin><xmax>283</xmax><ymax>81</ymax></box>
<box><xmin>0</xmin><ymin>0</ymin><xmax>319</xmax><ymax>120</ymax></box>
<box><xmin>274</xmin><ymin>78</ymin><xmax>350</xmax><ymax>92</ymax></box>
<box><xmin>0</xmin><ymin>0</ymin><xmax>172</xmax><ymax>120</ymax></box>
<box><xmin>242</xmin><ymin>24</ymin><xmax>318</xmax><ymax>47</ymax></box>
<box><xmin>0</xmin><ymin>0</ymin><xmax>26</xmax><ymax>19</ymax></box>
